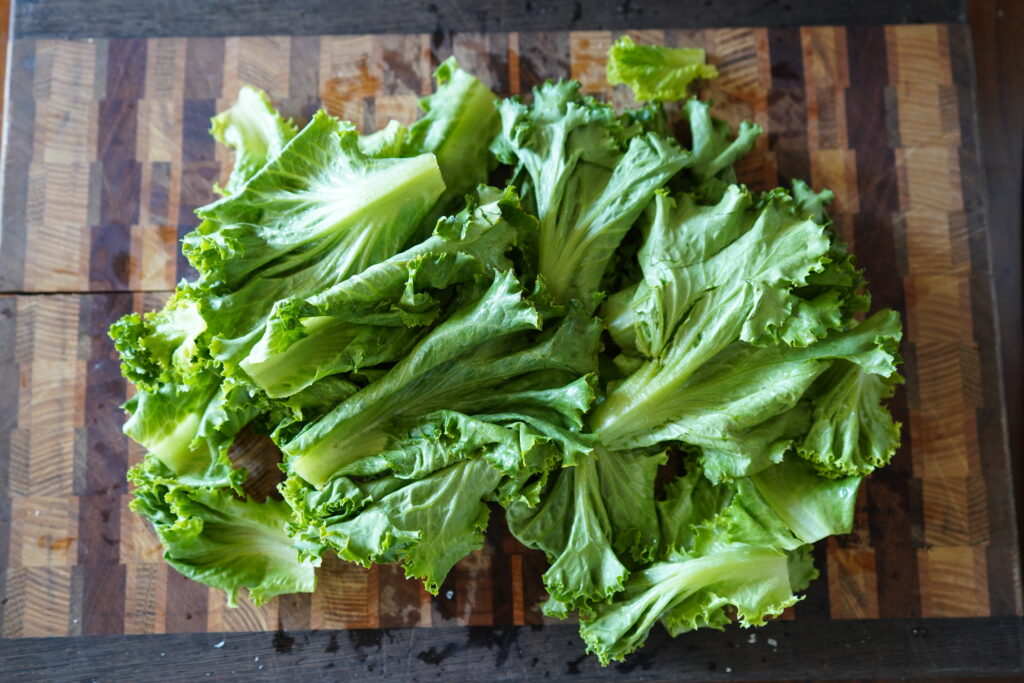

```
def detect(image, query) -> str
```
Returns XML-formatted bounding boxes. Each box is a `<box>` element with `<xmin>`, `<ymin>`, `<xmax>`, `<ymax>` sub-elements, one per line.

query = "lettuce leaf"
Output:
<box><xmin>184</xmin><ymin>110</ymin><xmax>446</xmax><ymax>372</ymax></box>
<box><xmin>492</xmin><ymin>80</ymin><xmax>689</xmax><ymax>307</ymax></box>
<box><xmin>130</xmin><ymin>464</ymin><xmax>317</xmax><ymax>607</ymax></box>
<box><xmin>112</xmin><ymin>39</ymin><xmax>906</xmax><ymax>667</ymax></box>
<box><xmin>283</xmin><ymin>270</ymin><xmax>601</xmax><ymax>487</ymax></box>
<box><xmin>239</xmin><ymin>186</ymin><xmax>527</xmax><ymax>398</ymax></box>
<box><xmin>211</xmin><ymin>85</ymin><xmax>297</xmax><ymax>195</ymax></box>
<box><xmin>406</xmin><ymin>57</ymin><xmax>501</xmax><ymax>236</ymax></box>
<box><xmin>606</xmin><ymin>36</ymin><xmax>719</xmax><ymax>102</ymax></box>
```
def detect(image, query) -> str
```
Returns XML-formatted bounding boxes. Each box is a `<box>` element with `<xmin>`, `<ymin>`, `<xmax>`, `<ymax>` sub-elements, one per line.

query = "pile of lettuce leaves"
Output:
<box><xmin>114</xmin><ymin>38</ymin><xmax>902</xmax><ymax>665</ymax></box>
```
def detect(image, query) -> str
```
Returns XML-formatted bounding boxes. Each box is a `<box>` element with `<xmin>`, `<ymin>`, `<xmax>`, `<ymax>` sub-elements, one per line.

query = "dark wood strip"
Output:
<box><xmin>283</xmin><ymin>36</ymin><xmax>321</xmax><ymax>123</ymax></box>
<box><xmin>104</xmin><ymin>37</ymin><xmax>146</xmax><ymax>100</ymax></box>
<box><xmin>91</xmin><ymin>38</ymin><xmax>146</xmax><ymax>291</ymax></box>
<box><xmin>521</xmin><ymin>550</ymin><xmax>547</xmax><ymax>625</ymax></box>
<box><xmin>454</xmin><ymin>33</ymin><xmax>510</xmax><ymax>96</ymax></box>
<box><xmin>181</xmin><ymin>99</ymin><xmax>217</xmax><ymax>165</ymax></box>
<box><xmin>175</xmin><ymin>38</ymin><xmax>224</xmax><ymax>282</ymax></box>
<box><xmin>767</xmin><ymin>26</ymin><xmax>812</xmax><ymax>184</ymax></box>
<box><xmin>430</xmin><ymin>572</ymin><xmax>459</xmax><ymax>626</ymax></box>
<box><xmin>516</xmin><ymin>32</ymin><xmax>570</xmax><ymax>93</ymax></box>
<box><xmin>949</xmin><ymin>20</ymin><xmax>1022</xmax><ymax>616</ymax></box>
<box><xmin>487</xmin><ymin>513</ymin><xmax>513</xmax><ymax>626</ymax></box>
<box><xmin>0</xmin><ymin>298</ymin><xmax>17</xmax><ymax>630</ymax></box>
<box><xmin>845</xmin><ymin>24</ymin><xmax>922</xmax><ymax>619</ymax></box>
<box><xmin>764</xmin><ymin>26</ymin><xmax>831</xmax><ymax>622</ymax></box>
<box><xmin>183</xmin><ymin>37</ymin><xmax>225</xmax><ymax>100</ymax></box>
<box><xmin>76</xmin><ymin>293</ymin><xmax>133</xmax><ymax>635</ymax></box>
<box><xmin>0</xmin><ymin>40</ymin><xmax>35</xmax><ymax>291</ymax></box>
<box><xmin>11</xmin><ymin>0</ymin><xmax>967</xmax><ymax>39</ymax></box>
<box><xmin>377</xmin><ymin>565</ymin><xmax>425</xmax><ymax>629</ymax></box>
<box><xmin>176</xmin><ymin>158</ymin><xmax>218</xmax><ymax>282</ymax></box>
<box><xmin>149</xmin><ymin>161</ymin><xmax>171</xmax><ymax>225</ymax></box>
<box><xmin>164</xmin><ymin>568</ymin><xmax>209</xmax><ymax>633</ymax></box>
<box><xmin>277</xmin><ymin>592</ymin><xmax>312</xmax><ymax>632</ymax></box>
<box><xmin>967</xmin><ymin>0</ymin><xmax>1024</xmax><ymax>617</ymax></box>
<box><xmin>92</xmin><ymin>160</ymin><xmax>140</xmax><ymax>290</ymax></box>
<box><xmin>428</xmin><ymin>26</ymin><xmax>454</xmax><ymax>71</ymax></box>
<box><xmin>79</xmin><ymin>565</ymin><xmax>127</xmax><ymax>637</ymax></box>
<box><xmin>0</xmin><ymin>617</ymin><xmax>1020</xmax><ymax>680</ymax></box>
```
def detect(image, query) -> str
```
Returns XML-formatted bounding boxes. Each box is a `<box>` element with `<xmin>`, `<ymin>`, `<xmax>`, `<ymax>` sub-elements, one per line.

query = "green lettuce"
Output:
<box><xmin>130</xmin><ymin>465</ymin><xmax>317</xmax><ymax>607</ymax></box>
<box><xmin>211</xmin><ymin>85</ymin><xmax>297</xmax><ymax>195</ymax></box>
<box><xmin>505</xmin><ymin>449</ymin><xmax>665</xmax><ymax>615</ymax></box>
<box><xmin>239</xmin><ymin>186</ymin><xmax>527</xmax><ymax>398</ymax></box>
<box><xmin>282</xmin><ymin>270</ymin><xmax>601</xmax><ymax>487</ymax></box>
<box><xmin>492</xmin><ymin>80</ymin><xmax>689</xmax><ymax>307</ymax></box>
<box><xmin>112</xmin><ymin>37</ymin><xmax>905</xmax><ymax>668</ymax></box>
<box><xmin>406</xmin><ymin>57</ymin><xmax>501</xmax><ymax>236</ymax></box>
<box><xmin>606</xmin><ymin>36</ymin><xmax>719</xmax><ymax>102</ymax></box>
<box><xmin>122</xmin><ymin>371</ymin><xmax>256</xmax><ymax>489</ymax></box>
<box><xmin>184</xmin><ymin>110</ymin><xmax>446</xmax><ymax>372</ymax></box>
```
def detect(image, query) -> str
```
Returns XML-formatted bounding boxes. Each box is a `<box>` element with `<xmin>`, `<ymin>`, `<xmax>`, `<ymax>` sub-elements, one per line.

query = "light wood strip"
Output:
<box><xmin>511</xmin><ymin>554</ymin><xmax>525</xmax><ymax>626</ymax></box>
<box><xmin>922</xmin><ymin>476</ymin><xmax>973</xmax><ymax>546</ymax></box>
<box><xmin>890</xmin><ymin>25</ymin><xmax>958</xmax><ymax>148</ymax></box>
<box><xmin>311</xmin><ymin>555</ymin><xmax>380</xmax><ymax>629</ymax></box>
<box><xmin>802</xmin><ymin>26</ymin><xmax>849</xmax><ymax>151</ymax></box>
<box><xmin>207</xmin><ymin>590</ymin><xmax>279</xmax><ymax>633</ymax></box>
<box><xmin>507</xmin><ymin>32</ymin><xmax>520</xmax><ymax>95</ymax></box>
<box><xmin>827</xmin><ymin>545</ymin><xmax>880</xmax><ymax>619</ymax></box>
<box><xmin>569</xmin><ymin>31</ymin><xmax>612</xmax><ymax>95</ymax></box>
<box><xmin>8</xmin><ymin>496</ymin><xmax>78</xmax><ymax>567</ymax></box>
<box><xmin>904</xmin><ymin>275</ymin><xmax>974</xmax><ymax>345</ymax></box>
<box><xmin>373</xmin><ymin>95</ymin><xmax>421</xmax><ymax>127</ymax></box>
<box><xmin>319</xmin><ymin>35</ymin><xmax>383</xmax><ymax>129</ymax></box>
<box><xmin>124</xmin><ymin>563</ymin><xmax>167</xmax><ymax>634</ymax></box>
<box><xmin>918</xmin><ymin>546</ymin><xmax>990</xmax><ymax>617</ymax></box>
<box><xmin>707</xmin><ymin>28</ymin><xmax>772</xmax><ymax>190</ymax></box>
<box><xmin>119</xmin><ymin>493</ymin><xmax>163</xmax><ymax>566</ymax></box>
<box><xmin>3</xmin><ymin>567</ymin><xmax>73</xmax><ymax>637</ymax></box>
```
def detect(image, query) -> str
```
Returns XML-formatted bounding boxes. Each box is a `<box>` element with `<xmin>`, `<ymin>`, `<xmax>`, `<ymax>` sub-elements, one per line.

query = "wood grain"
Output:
<box><xmin>0</xmin><ymin>618</ymin><xmax>1021</xmax><ymax>681</ymax></box>
<box><xmin>967</xmin><ymin>0</ymin><xmax>1024</xmax><ymax>619</ymax></box>
<box><xmin>9</xmin><ymin>0</ymin><xmax>967</xmax><ymax>39</ymax></box>
<box><xmin>0</xmin><ymin>20</ymin><xmax>1018</xmax><ymax>678</ymax></box>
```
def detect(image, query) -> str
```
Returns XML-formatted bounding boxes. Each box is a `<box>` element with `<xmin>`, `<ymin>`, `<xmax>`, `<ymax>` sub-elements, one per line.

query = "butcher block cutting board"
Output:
<box><xmin>0</xmin><ymin>7</ymin><xmax>1021</xmax><ymax>679</ymax></box>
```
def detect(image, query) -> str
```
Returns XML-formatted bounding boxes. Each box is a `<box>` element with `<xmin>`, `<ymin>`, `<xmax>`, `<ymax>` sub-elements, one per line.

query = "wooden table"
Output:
<box><xmin>0</xmin><ymin>0</ymin><xmax>1020</xmax><ymax>679</ymax></box>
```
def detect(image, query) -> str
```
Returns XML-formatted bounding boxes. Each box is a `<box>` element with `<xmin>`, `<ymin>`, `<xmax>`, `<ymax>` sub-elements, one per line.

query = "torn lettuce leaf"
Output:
<box><xmin>211</xmin><ymin>85</ymin><xmax>297</xmax><ymax>195</ymax></box>
<box><xmin>492</xmin><ymin>80</ymin><xmax>689</xmax><ymax>307</ymax></box>
<box><xmin>680</xmin><ymin>98</ymin><xmax>762</xmax><ymax>200</ymax></box>
<box><xmin>406</xmin><ymin>57</ymin><xmax>501</xmax><ymax>236</ymax></box>
<box><xmin>579</xmin><ymin>539</ymin><xmax>798</xmax><ymax>665</ymax></box>
<box><xmin>300</xmin><ymin>457</ymin><xmax>502</xmax><ymax>594</ymax></box>
<box><xmin>610</xmin><ymin>310</ymin><xmax>902</xmax><ymax>481</ymax></box>
<box><xmin>184</xmin><ymin>110</ymin><xmax>446</xmax><ymax>372</ymax></box>
<box><xmin>122</xmin><ymin>371</ymin><xmax>257</xmax><ymax>490</ymax></box>
<box><xmin>239</xmin><ymin>186</ymin><xmax>526</xmax><ymax>398</ymax></box>
<box><xmin>657</xmin><ymin>462</ymin><xmax>734</xmax><ymax>556</ymax></box>
<box><xmin>798</xmin><ymin>359</ymin><xmax>903</xmax><ymax>477</ymax></box>
<box><xmin>504</xmin><ymin>449</ymin><xmax>664</xmax><ymax>615</ymax></box>
<box><xmin>130</xmin><ymin>466</ymin><xmax>317</xmax><ymax>607</ymax></box>
<box><xmin>720</xmin><ymin>456</ymin><xmax>862</xmax><ymax>551</ymax></box>
<box><xmin>283</xmin><ymin>271</ymin><xmax>602</xmax><ymax>487</ymax></box>
<box><xmin>591</xmin><ymin>185</ymin><xmax>833</xmax><ymax>446</ymax></box>
<box><xmin>109</xmin><ymin>292</ymin><xmax>209</xmax><ymax>392</ymax></box>
<box><xmin>606</xmin><ymin>36</ymin><xmax>719</xmax><ymax>102</ymax></box>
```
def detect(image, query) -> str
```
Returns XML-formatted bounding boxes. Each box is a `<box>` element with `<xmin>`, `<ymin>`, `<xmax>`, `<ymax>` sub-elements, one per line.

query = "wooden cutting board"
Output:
<box><xmin>0</xmin><ymin>19</ymin><xmax>1020</xmax><ymax>674</ymax></box>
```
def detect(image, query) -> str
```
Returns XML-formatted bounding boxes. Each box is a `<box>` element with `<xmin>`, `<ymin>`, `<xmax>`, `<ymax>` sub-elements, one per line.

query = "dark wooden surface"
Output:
<box><xmin>0</xmin><ymin>619</ymin><xmax>1021</xmax><ymax>681</ymax></box>
<box><xmin>0</xmin><ymin>0</ymin><xmax>1021</xmax><ymax>680</ymax></box>
<box><xmin>968</xmin><ymin>0</ymin><xmax>1024</xmax><ymax>574</ymax></box>
<box><xmin>12</xmin><ymin>0</ymin><xmax>965</xmax><ymax>38</ymax></box>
